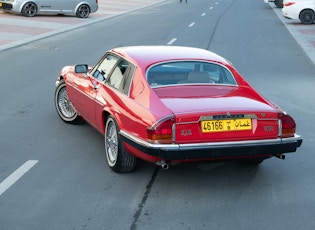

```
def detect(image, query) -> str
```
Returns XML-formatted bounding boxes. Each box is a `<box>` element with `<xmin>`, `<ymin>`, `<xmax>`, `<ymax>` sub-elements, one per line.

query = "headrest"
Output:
<box><xmin>188</xmin><ymin>71</ymin><xmax>209</xmax><ymax>83</ymax></box>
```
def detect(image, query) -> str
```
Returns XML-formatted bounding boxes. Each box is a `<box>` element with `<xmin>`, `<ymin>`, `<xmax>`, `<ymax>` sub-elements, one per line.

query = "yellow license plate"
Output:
<box><xmin>201</xmin><ymin>118</ymin><xmax>252</xmax><ymax>133</ymax></box>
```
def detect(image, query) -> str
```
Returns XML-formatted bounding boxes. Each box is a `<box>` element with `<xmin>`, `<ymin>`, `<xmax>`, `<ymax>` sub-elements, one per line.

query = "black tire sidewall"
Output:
<box><xmin>54</xmin><ymin>80</ymin><xmax>79</xmax><ymax>123</ymax></box>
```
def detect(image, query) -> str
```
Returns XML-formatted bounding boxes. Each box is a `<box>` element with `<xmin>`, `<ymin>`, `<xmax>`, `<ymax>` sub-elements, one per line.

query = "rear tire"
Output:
<box><xmin>21</xmin><ymin>2</ymin><xmax>37</xmax><ymax>17</ymax></box>
<box><xmin>274</xmin><ymin>0</ymin><xmax>283</xmax><ymax>8</ymax></box>
<box><xmin>76</xmin><ymin>4</ymin><xmax>90</xmax><ymax>18</ymax></box>
<box><xmin>55</xmin><ymin>79</ymin><xmax>84</xmax><ymax>125</ymax></box>
<box><xmin>105</xmin><ymin>116</ymin><xmax>136</xmax><ymax>173</ymax></box>
<box><xmin>300</xmin><ymin>9</ymin><xmax>315</xmax><ymax>24</ymax></box>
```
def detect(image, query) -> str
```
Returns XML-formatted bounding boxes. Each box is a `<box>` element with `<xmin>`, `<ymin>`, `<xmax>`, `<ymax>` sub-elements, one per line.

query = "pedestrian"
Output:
<box><xmin>179</xmin><ymin>0</ymin><xmax>187</xmax><ymax>3</ymax></box>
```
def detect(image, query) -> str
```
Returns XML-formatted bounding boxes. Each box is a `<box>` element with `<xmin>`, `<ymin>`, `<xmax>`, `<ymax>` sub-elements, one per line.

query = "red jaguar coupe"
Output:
<box><xmin>54</xmin><ymin>46</ymin><xmax>302</xmax><ymax>173</ymax></box>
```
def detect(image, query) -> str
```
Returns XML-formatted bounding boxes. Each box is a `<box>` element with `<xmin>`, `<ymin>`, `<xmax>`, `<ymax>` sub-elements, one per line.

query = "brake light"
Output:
<box><xmin>147</xmin><ymin>117</ymin><xmax>175</xmax><ymax>144</ymax></box>
<box><xmin>284</xmin><ymin>2</ymin><xmax>295</xmax><ymax>7</ymax></box>
<box><xmin>278</xmin><ymin>113</ymin><xmax>296</xmax><ymax>138</ymax></box>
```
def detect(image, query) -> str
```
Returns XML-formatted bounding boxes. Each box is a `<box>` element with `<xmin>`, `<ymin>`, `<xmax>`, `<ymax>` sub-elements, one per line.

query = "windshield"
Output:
<box><xmin>147</xmin><ymin>61</ymin><xmax>237</xmax><ymax>88</ymax></box>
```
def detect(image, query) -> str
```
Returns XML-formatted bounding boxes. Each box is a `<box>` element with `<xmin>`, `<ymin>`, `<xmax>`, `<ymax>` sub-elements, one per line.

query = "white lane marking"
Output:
<box><xmin>209</xmin><ymin>6</ymin><xmax>213</xmax><ymax>10</ymax></box>
<box><xmin>0</xmin><ymin>160</ymin><xmax>38</xmax><ymax>196</ymax></box>
<box><xmin>189</xmin><ymin>22</ymin><xmax>195</xmax><ymax>27</ymax></box>
<box><xmin>167</xmin><ymin>38</ymin><xmax>177</xmax><ymax>45</ymax></box>
<box><xmin>201</xmin><ymin>13</ymin><xmax>206</xmax><ymax>16</ymax></box>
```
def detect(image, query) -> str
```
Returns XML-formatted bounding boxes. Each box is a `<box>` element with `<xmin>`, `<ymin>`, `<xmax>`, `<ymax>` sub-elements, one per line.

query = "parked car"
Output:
<box><xmin>282</xmin><ymin>0</ymin><xmax>315</xmax><ymax>24</ymax></box>
<box><xmin>54</xmin><ymin>46</ymin><xmax>302</xmax><ymax>173</ymax></box>
<box><xmin>0</xmin><ymin>0</ymin><xmax>98</xmax><ymax>18</ymax></box>
<box><xmin>264</xmin><ymin>0</ymin><xmax>284</xmax><ymax>8</ymax></box>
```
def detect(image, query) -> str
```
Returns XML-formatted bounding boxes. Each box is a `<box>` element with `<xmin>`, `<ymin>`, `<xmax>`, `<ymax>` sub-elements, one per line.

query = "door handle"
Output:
<box><xmin>93</xmin><ymin>84</ymin><xmax>100</xmax><ymax>90</ymax></box>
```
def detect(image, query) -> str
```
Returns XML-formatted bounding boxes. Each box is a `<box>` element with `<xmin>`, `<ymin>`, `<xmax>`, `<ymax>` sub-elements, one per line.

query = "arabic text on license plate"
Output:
<box><xmin>201</xmin><ymin>118</ymin><xmax>252</xmax><ymax>133</ymax></box>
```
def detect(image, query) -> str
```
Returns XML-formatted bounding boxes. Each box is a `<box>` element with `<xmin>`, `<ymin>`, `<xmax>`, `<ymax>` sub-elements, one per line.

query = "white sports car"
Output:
<box><xmin>282</xmin><ymin>0</ymin><xmax>315</xmax><ymax>24</ymax></box>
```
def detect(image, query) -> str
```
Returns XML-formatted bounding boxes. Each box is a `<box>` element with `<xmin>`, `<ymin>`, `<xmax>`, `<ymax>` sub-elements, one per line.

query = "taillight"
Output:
<box><xmin>147</xmin><ymin>117</ymin><xmax>175</xmax><ymax>144</ymax></box>
<box><xmin>278</xmin><ymin>113</ymin><xmax>296</xmax><ymax>138</ymax></box>
<box><xmin>284</xmin><ymin>2</ymin><xmax>295</xmax><ymax>7</ymax></box>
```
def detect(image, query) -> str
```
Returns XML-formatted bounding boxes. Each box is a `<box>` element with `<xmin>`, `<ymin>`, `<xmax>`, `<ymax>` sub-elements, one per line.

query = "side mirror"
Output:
<box><xmin>75</xmin><ymin>64</ymin><xmax>88</xmax><ymax>73</ymax></box>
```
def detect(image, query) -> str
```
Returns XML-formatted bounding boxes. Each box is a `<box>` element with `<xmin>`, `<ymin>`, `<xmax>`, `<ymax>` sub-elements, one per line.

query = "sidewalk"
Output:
<box><xmin>271</xmin><ymin>5</ymin><xmax>315</xmax><ymax>65</ymax></box>
<box><xmin>0</xmin><ymin>0</ymin><xmax>165</xmax><ymax>51</ymax></box>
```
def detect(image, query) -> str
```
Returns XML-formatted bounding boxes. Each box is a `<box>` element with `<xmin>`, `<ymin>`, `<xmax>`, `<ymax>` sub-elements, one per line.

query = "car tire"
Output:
<box><xmin>55</xmin><ymin>79</ymin><xmax>84</xmax><ymax>125</ymax></box>
<box><xmin>76</xmin><ymin>4</ymin><xmax>90</xmax><ymax>18</ymax></box>
<box><xmin>21</xmin><ymin>2</ymin><xmax>37</xmax><ymax>17</ymax></box>
<box><xmin>299</xmin><ymin>9</ymin><xmax>315</xmax><ymax>24</ymax></box>
<box><xmin>274</xmin><ymin>0</ymin><xmax>283</xmax><ymax>8</ymax></box>
<box><xmin>105</xmin><ymin>116</ymin><xmax>137</xmax><ymax>173</ymax></box>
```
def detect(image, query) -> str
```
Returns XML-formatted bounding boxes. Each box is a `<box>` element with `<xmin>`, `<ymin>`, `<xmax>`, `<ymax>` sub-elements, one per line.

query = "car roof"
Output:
<box><xmin>110</xmin><ymin>46</ymin><xmax>230</xmax><ymax>68</ymax></box>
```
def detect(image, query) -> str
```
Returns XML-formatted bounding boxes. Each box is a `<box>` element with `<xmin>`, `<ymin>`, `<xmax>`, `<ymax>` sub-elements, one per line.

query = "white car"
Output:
<box><xmin>264</xmin><ymin>0</ymin><xmax>284</xmax><ymax>8</ymax></box>
<box><xmin>282</xmin><ymin>0</ymin><xmax>315</xmax><ymax>24</ymax></box>
<box><xmin>0</xmin><ymin>0</ymin><xmax>98</xmax><ymax>18</ymax></box>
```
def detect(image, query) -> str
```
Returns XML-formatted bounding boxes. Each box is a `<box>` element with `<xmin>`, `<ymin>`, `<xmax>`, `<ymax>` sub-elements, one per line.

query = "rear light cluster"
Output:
<box><xmin>147</xmin><ymin>117</ymin><xmax>175</xmax><ymax>144</ymax></box>
<box><xmin>278</xmin><ymin>113</ymin><xmax>296</xmax><ymax>138</ymax></box>
<box><xmin>284</xmin><ymin>2</ymin><xmax>295</xmax><ymax>7</ymax></box>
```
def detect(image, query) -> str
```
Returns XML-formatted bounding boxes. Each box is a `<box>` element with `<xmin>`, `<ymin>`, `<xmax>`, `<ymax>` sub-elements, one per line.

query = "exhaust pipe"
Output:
<box><xmin>159</xmin><ymin>161</ymin><xmax>169</xmax><ymax>170</ymax></box>
<box><xmin>161</xmin><ymin>163</ymin><xmax>169</xmax><ymax>170</ymax></box>
<box><xmin>275</xmin><ymin>154</ymin><xmax>285</xmax><ymax>160</ymax></box>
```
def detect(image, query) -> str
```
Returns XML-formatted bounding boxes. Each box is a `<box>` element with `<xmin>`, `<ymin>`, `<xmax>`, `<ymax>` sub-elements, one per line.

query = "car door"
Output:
<box><xmin>37</xmin><ymin>0</ymin><xmax>62</xmax><ymax>13</ymax></box>
<box><xmin>93</xmin><ymin>58</ymin><xmax>134</xmax><ymax>132</ymax></box>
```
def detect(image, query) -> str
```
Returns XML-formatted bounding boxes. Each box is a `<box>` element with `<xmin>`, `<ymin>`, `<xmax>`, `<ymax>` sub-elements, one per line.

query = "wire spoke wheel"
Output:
<box><xmin>54</xmin><ymin>79</ymin><xmax>84</xmax><ymax>124</ymax></box>
<box><xmin>57</xmin><ymin>87</ymin><xmax>76</xmax><ymax>119</ymax></box>
<box><xmin>105</xmin><ymin>120</ymin><xmax>119</xmax><ymax>166</ymax></box>
<box><xmin>105</xmin><ymin>116</ymin><xmax>136</xmax><ymax>173</ymax></box>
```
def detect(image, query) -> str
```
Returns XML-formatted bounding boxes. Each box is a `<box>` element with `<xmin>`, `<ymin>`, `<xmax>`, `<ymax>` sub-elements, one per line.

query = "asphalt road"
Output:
<box><xmin>1</xmin><ymin>0</ymin><xmax>314</xmax><ymax>229</ymax></box>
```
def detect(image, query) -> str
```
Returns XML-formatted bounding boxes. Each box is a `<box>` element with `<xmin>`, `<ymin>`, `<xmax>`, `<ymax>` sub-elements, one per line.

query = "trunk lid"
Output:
<box><xmin>155</xmin><ymin>86</ymin><xmax>279</xmax><ymax>143</ymax></box>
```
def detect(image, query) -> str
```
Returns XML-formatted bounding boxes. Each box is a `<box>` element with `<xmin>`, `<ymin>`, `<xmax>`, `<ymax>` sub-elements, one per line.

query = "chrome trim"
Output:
<box><xmin>200</xmin><ymin>114</ymin><xmax>258</xmax><ymax>121</ymax></box>
<box><xmin>150</xmin><ymin>115</ymin><xmax>175</xmax><ymax>129</ymax></box>
<box><xmin>120</xmin><ymin>130</ymin><xmax>302</xmax><ymax>151</ymax></box>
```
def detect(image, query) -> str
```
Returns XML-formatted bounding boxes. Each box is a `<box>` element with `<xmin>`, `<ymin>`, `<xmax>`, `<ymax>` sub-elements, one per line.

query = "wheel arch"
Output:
<box><xmin>19</xmin><ymin>1</ymin><xmax>37</xmax><ymax>13</ymax></box>
<box><xmin>75</xmin><ymin>2</ymin><xmax>91</xmax><ymax>13</ymax></box>
<box><xmin>102</xmin><ymin>110</ymin><xmax>125</xmax><ymax>135</ymax></box>
<box><xmin>299</xmin><ymin>8</ymin><xmax>315</xmax><ymax>17</ymax></box>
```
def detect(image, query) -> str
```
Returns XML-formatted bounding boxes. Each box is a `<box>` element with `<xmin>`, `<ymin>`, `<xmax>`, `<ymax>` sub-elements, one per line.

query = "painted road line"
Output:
<box><xmin>0</xmin><ymin>160</ymin><xmax>38</xmax><ymax>196</ymax></box>
<box><xmin>167</xmin><ymin>38</ymin><xmax>177</xmax><ymax>45</ymax></box>
<box><xmin>189</xmin><ymin>22</ymin><xmax>195</xmax><ymax>27</ymax></box>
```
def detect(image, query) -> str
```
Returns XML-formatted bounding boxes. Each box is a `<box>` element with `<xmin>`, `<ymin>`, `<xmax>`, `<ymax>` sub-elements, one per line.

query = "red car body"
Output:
<box><xmin>54</xmin><ymin>46</ymin><xmax>302</xmax><ymax>173</ymax></box>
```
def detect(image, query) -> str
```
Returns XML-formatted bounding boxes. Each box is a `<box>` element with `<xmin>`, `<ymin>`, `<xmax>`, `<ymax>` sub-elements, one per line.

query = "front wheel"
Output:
<box><xmin>54</xmin><ymin>79</ymin><xmax>84</xmax><ymax>125</ymax></box>
<box><xmin>300</xmin><ymin>9</ymin><xmax>315</xmax><ymax>24</ymax></box>
<box><xmin>21</xmin><ymin>2</ymin><xmax>37</xmax><ymax>17</ymax></box>
<box><xmin>76</xmin><ymin>4</ymin><xmax>90</xmax><ymax>18</ymax></box>
<box><xmin>105</xmin><ymin>116</ymin><xmax>136</xmax><ymax>173</ymax></box>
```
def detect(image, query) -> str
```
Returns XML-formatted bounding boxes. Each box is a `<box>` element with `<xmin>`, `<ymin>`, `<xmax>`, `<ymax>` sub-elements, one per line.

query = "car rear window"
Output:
<box><xmin>147</xmin><ymin>61</ymin><xmax>237</xmax><ymax>88</ymax></box>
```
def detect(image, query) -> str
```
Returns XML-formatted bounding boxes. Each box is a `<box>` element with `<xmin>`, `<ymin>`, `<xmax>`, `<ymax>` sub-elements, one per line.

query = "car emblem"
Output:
<box><xmin>181</xmin><ymin>129</ymin><xmax>192</xmax><ymax>136</ymax></box>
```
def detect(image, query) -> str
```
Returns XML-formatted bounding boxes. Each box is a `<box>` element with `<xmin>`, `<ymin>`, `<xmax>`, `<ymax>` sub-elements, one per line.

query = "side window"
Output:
<box><xmin>108</xmin><ymin>60</ymin><xmax>128</xmax><ymax>89</ymax></box>
<box><xmin>91</xmin><ymin>54</ymin><xmax>119</xmax><ymax>82</ymax></box>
